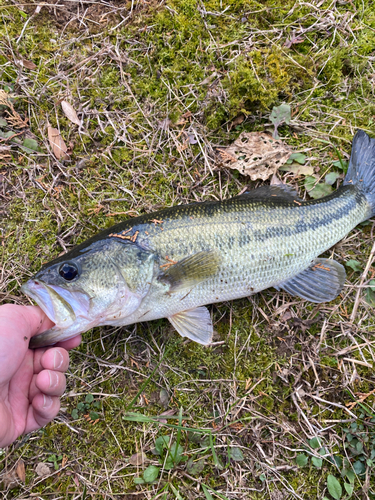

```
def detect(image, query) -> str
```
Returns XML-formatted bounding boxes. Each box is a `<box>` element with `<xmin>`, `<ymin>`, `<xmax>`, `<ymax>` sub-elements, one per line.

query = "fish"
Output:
<box><xmin>22</xmin><ymin>130</ymin><xmax>375</xmax><ymax>349</ymax></box>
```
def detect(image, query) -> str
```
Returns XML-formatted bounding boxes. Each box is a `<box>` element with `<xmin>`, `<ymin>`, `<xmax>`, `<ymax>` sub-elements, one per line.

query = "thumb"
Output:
<box><xmin>0</xmin><ymin>305</ymin><xmax>55</xmax><ymax>379</ymax></box>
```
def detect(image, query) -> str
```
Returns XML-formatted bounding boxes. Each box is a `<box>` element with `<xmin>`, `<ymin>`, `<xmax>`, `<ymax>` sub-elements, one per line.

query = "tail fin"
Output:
<box><xmin>344</xmin><ymin>130</ymin><xmax>375</xmax><ymax>215</ymax></box>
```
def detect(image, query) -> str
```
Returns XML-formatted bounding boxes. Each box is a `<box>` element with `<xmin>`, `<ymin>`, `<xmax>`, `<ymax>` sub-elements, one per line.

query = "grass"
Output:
<box><xmin>1</xmin><ymin>0</ymin><xmax>375</xmax><ymax>498</ymax></box>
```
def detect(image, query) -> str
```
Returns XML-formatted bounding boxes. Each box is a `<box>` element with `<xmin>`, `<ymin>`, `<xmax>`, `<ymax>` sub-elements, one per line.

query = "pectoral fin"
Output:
<box><xmin>277</xmin><ymin>258</ymin><xmax>346</xmax><ymax>303</ymax></box>
<box><xmin>159</xmin><ymin>250</ymin><xmax>220</xmax><ymax>293</ymax></box>
<box><xmin>168</xmin><ymin>306</ymin><xmax>213</xmax><ymax>345</ymax></box>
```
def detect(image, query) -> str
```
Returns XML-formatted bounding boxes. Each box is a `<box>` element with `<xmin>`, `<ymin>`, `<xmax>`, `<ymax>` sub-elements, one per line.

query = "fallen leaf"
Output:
<box><xmin>35</xmin><ymin>462</ymin><xmax>51</xmax><ymax>477</ymax></box>
<box><xmin>61</xmin><ymin>101</ymin><xmax>81</xmax><ymax>126</ymax></box>
<box><xmin>1</xmin><ymin>470</ymin><xmax>18</xmax><ymax>489</ymax></box>
<box><xmin>129</xmin><ymin>452</ymin><xmax>147</xmax><ymax>466</ymax></box>
<box><xmin>229</xmin><ymin>113</ymin><xmax>245</xmax><ymax>130</ymax></box>
<box><xmin>279</xmin><ymin>164</ymin><xmax>314</xmax><ymax>176</ymax></box>
<box><xmin>218</xmin><ymin>131</ymin><xmax>291</xmax><ymax>181</ymax></box>
<box><xmin>284</xmin><ymin>35</ymin><xmax>304</xmax><ymax>48</ymax></box>
<box><xmin>47</xmin><ymin>125</ymin><xmax>68</xmax><ymax>159</ymax></box>
<box><xmin>16</xmin><ymin>459</ymin><xmax>26</xmax><ymax>483</ymax></box>
<box><xmin>22</xmin><ymin>59</ymin><xmax>37</xmax><ymax>70</ymax></box>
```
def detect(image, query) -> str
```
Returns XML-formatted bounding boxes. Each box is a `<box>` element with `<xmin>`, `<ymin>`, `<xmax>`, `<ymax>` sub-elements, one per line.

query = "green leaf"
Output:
<box><xmin>309</xmin><ymin>437</ymin><xmax>322</xmax><ymax>449</ymax></box>
<box><xmin>327</xmin><ymin>475</ymin><xmax>342</xmax><ymax>500</ymax></box>
<box><xmin>304</xmin><ymin>175</ymin><xmax>317</xmax><ymax>191</ymax></box>
<box><xmin>0</xmin><ymin>117</ymin><xmax>7</xmax><ymax>127</ymax></box>
<box><xmin>22</xmin><ymin>138</ymin><xmax>39</xmax><ymax>152</ymax></box>
<box><xmin>333</xmin><ymin>160</ymin><xmax>348</xmax><ymax>171</ymax></box>
<box><xmin>345</xmin><ymin>260</ymin><xmax>362</xmax><ymax>272</ymax></box>
<box><xmin>311</xmin><ymin>457</ymin><xmax>323</xmax><ymax>468</ymax></box>
<box><xmin>325</xmin><ymin>172</ymin><xmax>340</xmax><ymax>185</ymax></box>
<box><xmin>365</xmin><ymin>288</ymin><xmax>375</xmax><ymax>307</ymax></box>
<box><xmin>288</xmin><ymin>152</ymin><xmax>307</xmax><ymax>164</ymax></box>
<box><xmin>296</xmin><ymin>453</ymin><xmax>308</xmax><ymax>467</ymax></box>
<box><xmin>143</xmin><ymin>465</ymin><xmax>160</xmax><ymax>483</ymax></box>
<box><xmin>309</xmin><ymin>183</ymin><xmax>333</xmax><ymax>199</ymax></box>
<box><xmin>202</xmin><ymin>485</ymin><xmax>214</xmax><ymax>500</ymax></box>
<box><xmin>71</xmin><ymin>409</ymin><xmax>79</xmax><ymax>419</ymax></box>
<box><xmin>345</xmin><ymin>469</ymin><xmax>355</xmax><ymax>483</ymax></box>
<box><xmin>269</xmin><ymin>104</ymin><xmax>291</xmax><ymax>138</ymax></box>
<box><xmin>77</xmin><ymin>402</ymin><xmax>85</xmax><ymax>411</ymax></box>
<box><xmin>133</xmin><ymin>477</ymin><xmax>145</xmax><ymax>484</ymax></box>
<box><xmin>186</xmin><ymin>457</ymin><xmax>205</xmax><ymax>476</ymax></box>
<box><xmin>344</xmin><ymin>483</ymin><xmax>354</xmax><ymax>496</ymax></box>
<box><xmin>356</xmin><ymin>441</ymin><xmax>363</xmax><ymax>452</ymax></box>
<box><xmin>164</xmin><ymin>442</ymin><xmax>184</xmax><ymax>469</ymax></box>
<box><xmin>85</xmin><ymin>394</ymin><xmax>94</xmax><ymax>403</ymax></box>
<box><xmin>353</xmin><ymin>460</ymin><xmax>366</xmax><ymax>475</ymax></box>
<box><xmin>89</xmin><ymin>411</ymin><xmax>99</xmax><ymax>420</ymax></box>
<box><xmin>229</xmin><ymin>446</ymin><xmax>244</xmax><ymax>462</ymax></box>
<box><xmin>154</xmin><ymin>435</ymin><xmax>170</xmax><ymax>455</ymax></box>
<box><xmin>19</xmin><ymin>10</ymin><xmax>28</xmax><ymax>18</ymax></box>
<box><xmin>170</xmin><ymin>484</ymin><xmax>184</xmax><ymax>500</ymax></box>
<box><xmin>369</xmin><ymin>279</ymin><xmax>375</xmax><ymax>291</ymax></box>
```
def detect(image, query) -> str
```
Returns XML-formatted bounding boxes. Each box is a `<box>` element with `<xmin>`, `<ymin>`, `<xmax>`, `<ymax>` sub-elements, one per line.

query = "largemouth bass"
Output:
<box><xmin>22</xmin><ymin>130</ymin><xmax>375</xmax><ymax>348</ymax></box>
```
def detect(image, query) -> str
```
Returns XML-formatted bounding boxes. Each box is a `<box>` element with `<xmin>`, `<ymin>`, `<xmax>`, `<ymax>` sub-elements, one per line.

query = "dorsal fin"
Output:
<box><xmin>237</xmin><ymin>184</ymin><xmax>301</xmax><ymax>202</ymax></box>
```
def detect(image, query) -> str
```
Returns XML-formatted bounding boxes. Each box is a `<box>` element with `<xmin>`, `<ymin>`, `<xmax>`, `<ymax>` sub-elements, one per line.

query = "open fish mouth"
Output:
<box><xmin>21</xmin><ymin>280</ymin><xmax>91</xmax><ymax>329</ymax></box>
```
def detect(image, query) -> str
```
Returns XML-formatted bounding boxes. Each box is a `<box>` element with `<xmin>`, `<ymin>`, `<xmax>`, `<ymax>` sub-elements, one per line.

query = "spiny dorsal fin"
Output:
<box><xmin>277</xmin><ymin>258</ymin><xmax>346</xmax><ymax>303</ymax></box>
<box><xmin>168</xmin><ymin>306</ymin><xmax>213</xmax><ymax>345</ymax></box>
<box><xmin>237</xmin><ymin>184</ymin><xmax>301</xmax><ymax>202</ymax></box>
<box><xmin>159</xmin><ymin>250</ymin><xmax>220</xmax><ymax>293</ymax></box>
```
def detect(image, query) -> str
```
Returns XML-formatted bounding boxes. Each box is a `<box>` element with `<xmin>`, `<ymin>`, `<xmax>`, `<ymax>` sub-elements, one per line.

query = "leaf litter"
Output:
<box><xmin>218</xmin><ymin>131</ymin><xmax>291</xmax><ymax>181</ymax></box>
<box><xmin>61</xmin><ymin>100</ymin><xmax>82</xmax><ymax>127</ymax></box>
<box><xmin>47</xmin><ymin>124</ymin><xmax>68</xmax><ymax>159</ymax></box>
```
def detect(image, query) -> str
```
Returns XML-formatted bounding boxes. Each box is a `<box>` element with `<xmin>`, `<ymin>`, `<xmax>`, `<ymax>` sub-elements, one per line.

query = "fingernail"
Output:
<box><xmin>49</xmin><ymin>371</ymin><xmax>59</xmax><ymax>389</ymax></box>
<box><xmin>43</xmin><ymin>395</ymin><xmax>53</xmax><ymax>409</ymax></box>
<box><xmin>54</xmin><ymin>349</ymin><xmax>63</xmax><ymax>369</ymax></box>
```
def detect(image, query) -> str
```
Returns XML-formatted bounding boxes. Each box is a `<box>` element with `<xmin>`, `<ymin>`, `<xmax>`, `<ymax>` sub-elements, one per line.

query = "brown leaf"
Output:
<box><xmin>61</xmin><ymin>100</ymin><xmax>81</xmax><ymax>126</ymax></box>
<box><xmin>47</xmin><ymin>125</ymin><xmax>68</xmax><ymax>159</ymax></box>
<box><xmin>129</xmin><ymin>452</ymin><xmax>146</xmax><ymax>466</ymax></box>
<box><xmin>218</xmin><ymin>132</ymin><xmax>291</xmax><ymax>181</ymax></box>
<box><xmin>16</xmin><ymin>459</ymin><xmax>26</xmax><ymax>483</ymax></box>
<box><xmin>35</xmin><ymin>462</ymin><xmax>51</xmax><ymax>477</ymax></box>
<box><xmin>22</xmin><ymin>59</ymin><xmax>37</xmax><ymax>70</ymax></box>
<box><xmin>2</xmin><ymin>470</ymin><xmax>18</xmax><ymax>489</ymax></box>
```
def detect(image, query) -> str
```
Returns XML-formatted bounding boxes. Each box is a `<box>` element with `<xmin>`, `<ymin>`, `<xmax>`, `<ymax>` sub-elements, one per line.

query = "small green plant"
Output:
<box><xmin>296</xmin><ymin>437</ymin><xmax>355</xmax><ymax>499</ymax></box>
<box><xmin>269</xmin><ymin>103</ymin><xmax>291</xmax><ymax>139</ymax></box>
<box><xmin>47</xmin><ymin>454</ymin><xmax>63</xmax><ymax>470</ymax></box>
<box><xmin>71</xmin><ymin>394</ymin><xmax>101</xmax><ymax>421</ymax></box>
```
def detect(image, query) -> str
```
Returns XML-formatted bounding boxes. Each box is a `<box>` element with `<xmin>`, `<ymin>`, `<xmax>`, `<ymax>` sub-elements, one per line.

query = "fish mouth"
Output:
<box><xmin>21</xmin><ymin>280</ymin><xmax>91</xmax><ymax>329</ymax></box>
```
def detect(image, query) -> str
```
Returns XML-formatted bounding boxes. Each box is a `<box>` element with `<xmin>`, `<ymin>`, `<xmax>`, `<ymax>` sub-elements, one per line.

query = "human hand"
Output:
<box><xmin>0</xmin><ymin>304</ymin><xmax>81</xmax><ymax>448</ymax></box>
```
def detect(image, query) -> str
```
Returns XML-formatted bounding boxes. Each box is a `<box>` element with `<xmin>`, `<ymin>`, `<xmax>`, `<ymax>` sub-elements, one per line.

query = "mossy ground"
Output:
<box><xmin>1</xmin><ymin>0</ymin><xmax>375</xmax><ymax>498</ymax></box>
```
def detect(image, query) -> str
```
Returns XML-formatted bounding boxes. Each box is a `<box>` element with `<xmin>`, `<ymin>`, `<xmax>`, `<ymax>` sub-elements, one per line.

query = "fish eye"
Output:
<box><xmin>59</xmin><ymin>262</ymin><xmax>79</xmax><ymax>281</ymax></box>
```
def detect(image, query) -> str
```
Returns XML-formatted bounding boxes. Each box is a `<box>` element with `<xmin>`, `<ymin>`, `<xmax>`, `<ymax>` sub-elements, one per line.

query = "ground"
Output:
<box><xmin>1</xmin><ymin>0</ymin><xmax>375</xmax><ymax>499</ymax></box>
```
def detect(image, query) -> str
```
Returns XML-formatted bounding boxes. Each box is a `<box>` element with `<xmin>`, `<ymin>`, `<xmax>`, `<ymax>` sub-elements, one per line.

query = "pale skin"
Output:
<box><xmin>0</xmin><ymin>304</ymin><xmax>81</xmax><ymax>448</ymax></box>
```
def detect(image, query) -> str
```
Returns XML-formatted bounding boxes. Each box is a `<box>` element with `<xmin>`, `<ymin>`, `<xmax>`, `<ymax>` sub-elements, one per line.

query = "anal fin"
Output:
<box><xmin>277</xmin><ymin>258</ymin><xmax>346</xmax><ymax>303</ymax></box>
<box><xmin>168</xmin><ymin>306</ymin><xmax>213</xmax><ymax>345</ymax></box>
